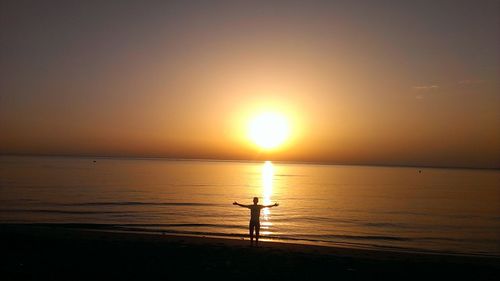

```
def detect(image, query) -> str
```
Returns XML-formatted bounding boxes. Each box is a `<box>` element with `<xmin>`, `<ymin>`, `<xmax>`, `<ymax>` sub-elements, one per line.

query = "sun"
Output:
<box><xmin>248</xmin><ymin>112</ymin><xmax>290</xmax><ymax>149</ymax></box>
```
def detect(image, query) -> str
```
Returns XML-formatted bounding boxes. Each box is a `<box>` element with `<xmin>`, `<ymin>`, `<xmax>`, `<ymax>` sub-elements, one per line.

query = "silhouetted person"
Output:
<box><xmin>233</xmin><ymin>197</ymin><xmax>279</xmax><ymax>246</ymax></box>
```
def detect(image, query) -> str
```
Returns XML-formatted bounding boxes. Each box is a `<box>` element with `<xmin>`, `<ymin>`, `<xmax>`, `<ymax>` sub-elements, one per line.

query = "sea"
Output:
<box><xmin>1</xmin><ymin>156</ymin><xmax>499</xmax><ymax>256</ymax></box>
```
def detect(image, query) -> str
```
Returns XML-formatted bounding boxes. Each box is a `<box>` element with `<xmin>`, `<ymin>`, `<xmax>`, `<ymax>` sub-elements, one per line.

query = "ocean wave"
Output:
<box><xmin>276</xmin><ymin>216</ymin><xmax>414</xmax><ymax>229</ymax></box>
<box><xmin>298</xmin><ymin>233</ymin><xmax>458</xmax><ymax>242</ymax></box>
<box><xmin>0</xmin><ymin>209</ymin><xmax>125</xmax><ymax>214</ymax></box>
<box><xmin>60</xmin><ymin>201</ymin><xmax>220</xmax><ymax>207</ymax></box>
<box><xmin>117</xmin><ymin>223</ymin><xmax>244</xmax><ymax>229</ymax></box>
<box><xmin>25</xmin><ymin>222</ymin><xmax>453</xmax><ymax>243</ymax></box>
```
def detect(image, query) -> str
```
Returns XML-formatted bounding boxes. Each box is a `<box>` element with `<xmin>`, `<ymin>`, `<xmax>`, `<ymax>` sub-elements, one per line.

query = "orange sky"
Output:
<box><xmin>0</xmin><ymin>1</ymin><xmax>499</xmax><ymax>168</ymax></box>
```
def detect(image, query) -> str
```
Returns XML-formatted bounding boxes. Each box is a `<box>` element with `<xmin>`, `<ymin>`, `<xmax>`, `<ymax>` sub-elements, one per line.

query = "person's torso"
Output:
<box><xmin>249</xmin><ymin>205</ymin><xmax>262</xmax><ymax>221</ymax></box>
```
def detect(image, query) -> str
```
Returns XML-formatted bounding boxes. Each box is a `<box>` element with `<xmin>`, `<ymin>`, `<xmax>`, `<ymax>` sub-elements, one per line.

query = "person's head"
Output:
<box><xmin>253</xmin><ymin>197</ymin><xmax>258</xmax><ymax>204</ymax></box>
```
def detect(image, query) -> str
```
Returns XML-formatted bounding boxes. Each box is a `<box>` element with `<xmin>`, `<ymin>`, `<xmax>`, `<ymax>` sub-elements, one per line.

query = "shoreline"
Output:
<box><xmin>1</xmin><ymin>223</ymin><xmax>499</xmax><ymax>280</ymax></box>
<box><xmin>6</xmin><ymin>222</ymin><xmax>496</xmax><ymax>259</ymax></box>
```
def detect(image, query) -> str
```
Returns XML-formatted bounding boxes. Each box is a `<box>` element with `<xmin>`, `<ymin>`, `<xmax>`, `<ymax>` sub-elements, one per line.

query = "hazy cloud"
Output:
<box><xmin>413</xmin><ymin>85</ymin><xmax>439</xmax><ymax>100</ymax></box>
<box><xmin>413</xmin><ymin>85</ymin><xmax>439</xmax><ymax>91</ymax></box>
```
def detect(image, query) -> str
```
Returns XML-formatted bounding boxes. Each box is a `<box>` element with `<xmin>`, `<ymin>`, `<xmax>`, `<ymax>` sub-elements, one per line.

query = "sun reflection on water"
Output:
<box><xmin>261</xmin><ymin>161</ymin><xmax>273</xmax><ymax>221</ymax></box>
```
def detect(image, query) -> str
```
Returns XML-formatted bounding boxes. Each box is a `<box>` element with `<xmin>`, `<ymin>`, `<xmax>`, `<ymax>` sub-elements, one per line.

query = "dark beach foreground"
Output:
<box><xmin>1</xmin><ymin>224</ymin><xmax>498</xmax><ymax>280</ymax></box>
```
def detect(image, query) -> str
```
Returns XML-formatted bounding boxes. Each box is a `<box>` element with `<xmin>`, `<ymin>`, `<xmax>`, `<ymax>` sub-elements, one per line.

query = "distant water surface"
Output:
<box><xmin>1</xmin><ymin>156</ymin><xmax>499</xmax><ymax>256</ymax></box>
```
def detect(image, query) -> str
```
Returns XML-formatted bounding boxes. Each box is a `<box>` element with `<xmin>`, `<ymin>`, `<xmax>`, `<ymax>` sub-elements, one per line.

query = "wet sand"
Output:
<box><xmin>1</xmin><ymin>224</ymin><xmax>498</xmax><ymax>280</ymax></box>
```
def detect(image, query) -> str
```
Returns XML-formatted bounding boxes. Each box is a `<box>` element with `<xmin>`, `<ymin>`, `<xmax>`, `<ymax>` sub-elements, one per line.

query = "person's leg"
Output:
<box><xmin>249</xmin><ymin>221</ymin><xmax>254</xmax><ymax>245</ymax></box>
<box><xmin>255</xmin><ymin>222</ymin><xmax>260</xmax><ymax>245</ymax></box>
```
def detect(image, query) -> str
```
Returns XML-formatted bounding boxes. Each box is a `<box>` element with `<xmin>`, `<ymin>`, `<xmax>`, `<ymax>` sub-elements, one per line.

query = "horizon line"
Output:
<box><xmin>1</xmin><ymin>152</ymin><xmax>498</xmax><ymax>171</ymax></box>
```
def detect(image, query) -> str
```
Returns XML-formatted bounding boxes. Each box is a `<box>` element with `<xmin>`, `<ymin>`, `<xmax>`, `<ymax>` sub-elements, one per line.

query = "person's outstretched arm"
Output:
<box><xmin>263</xmin><ymin>203</ymin><xmax>279</xmax><ymax>208</ymax></box>
<box><xmin>233</xmin><ymin>202</ymin><xmax>250</xmax><ymax>208</ymax></box>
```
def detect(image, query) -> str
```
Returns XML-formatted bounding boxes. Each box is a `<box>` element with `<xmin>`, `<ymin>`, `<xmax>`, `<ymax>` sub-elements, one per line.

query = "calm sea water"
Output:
<box><xmin>1</xmin><ymin>156</ymin><xmax>499</xmax><ymax>256</ymax></box>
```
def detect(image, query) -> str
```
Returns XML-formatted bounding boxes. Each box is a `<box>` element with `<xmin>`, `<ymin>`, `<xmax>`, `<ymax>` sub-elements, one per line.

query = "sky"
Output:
<box><xmin>1</xmin><ymin>0</ymin><xmax>499</xmax><ymax>168</ymax></box>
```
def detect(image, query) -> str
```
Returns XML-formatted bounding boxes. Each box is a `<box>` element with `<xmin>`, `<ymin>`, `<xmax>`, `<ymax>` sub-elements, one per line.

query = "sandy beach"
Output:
<box><xmin>1</xmin><ymin>223</ymin><xmax>498</xmax><ymax>280</ymax></box>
